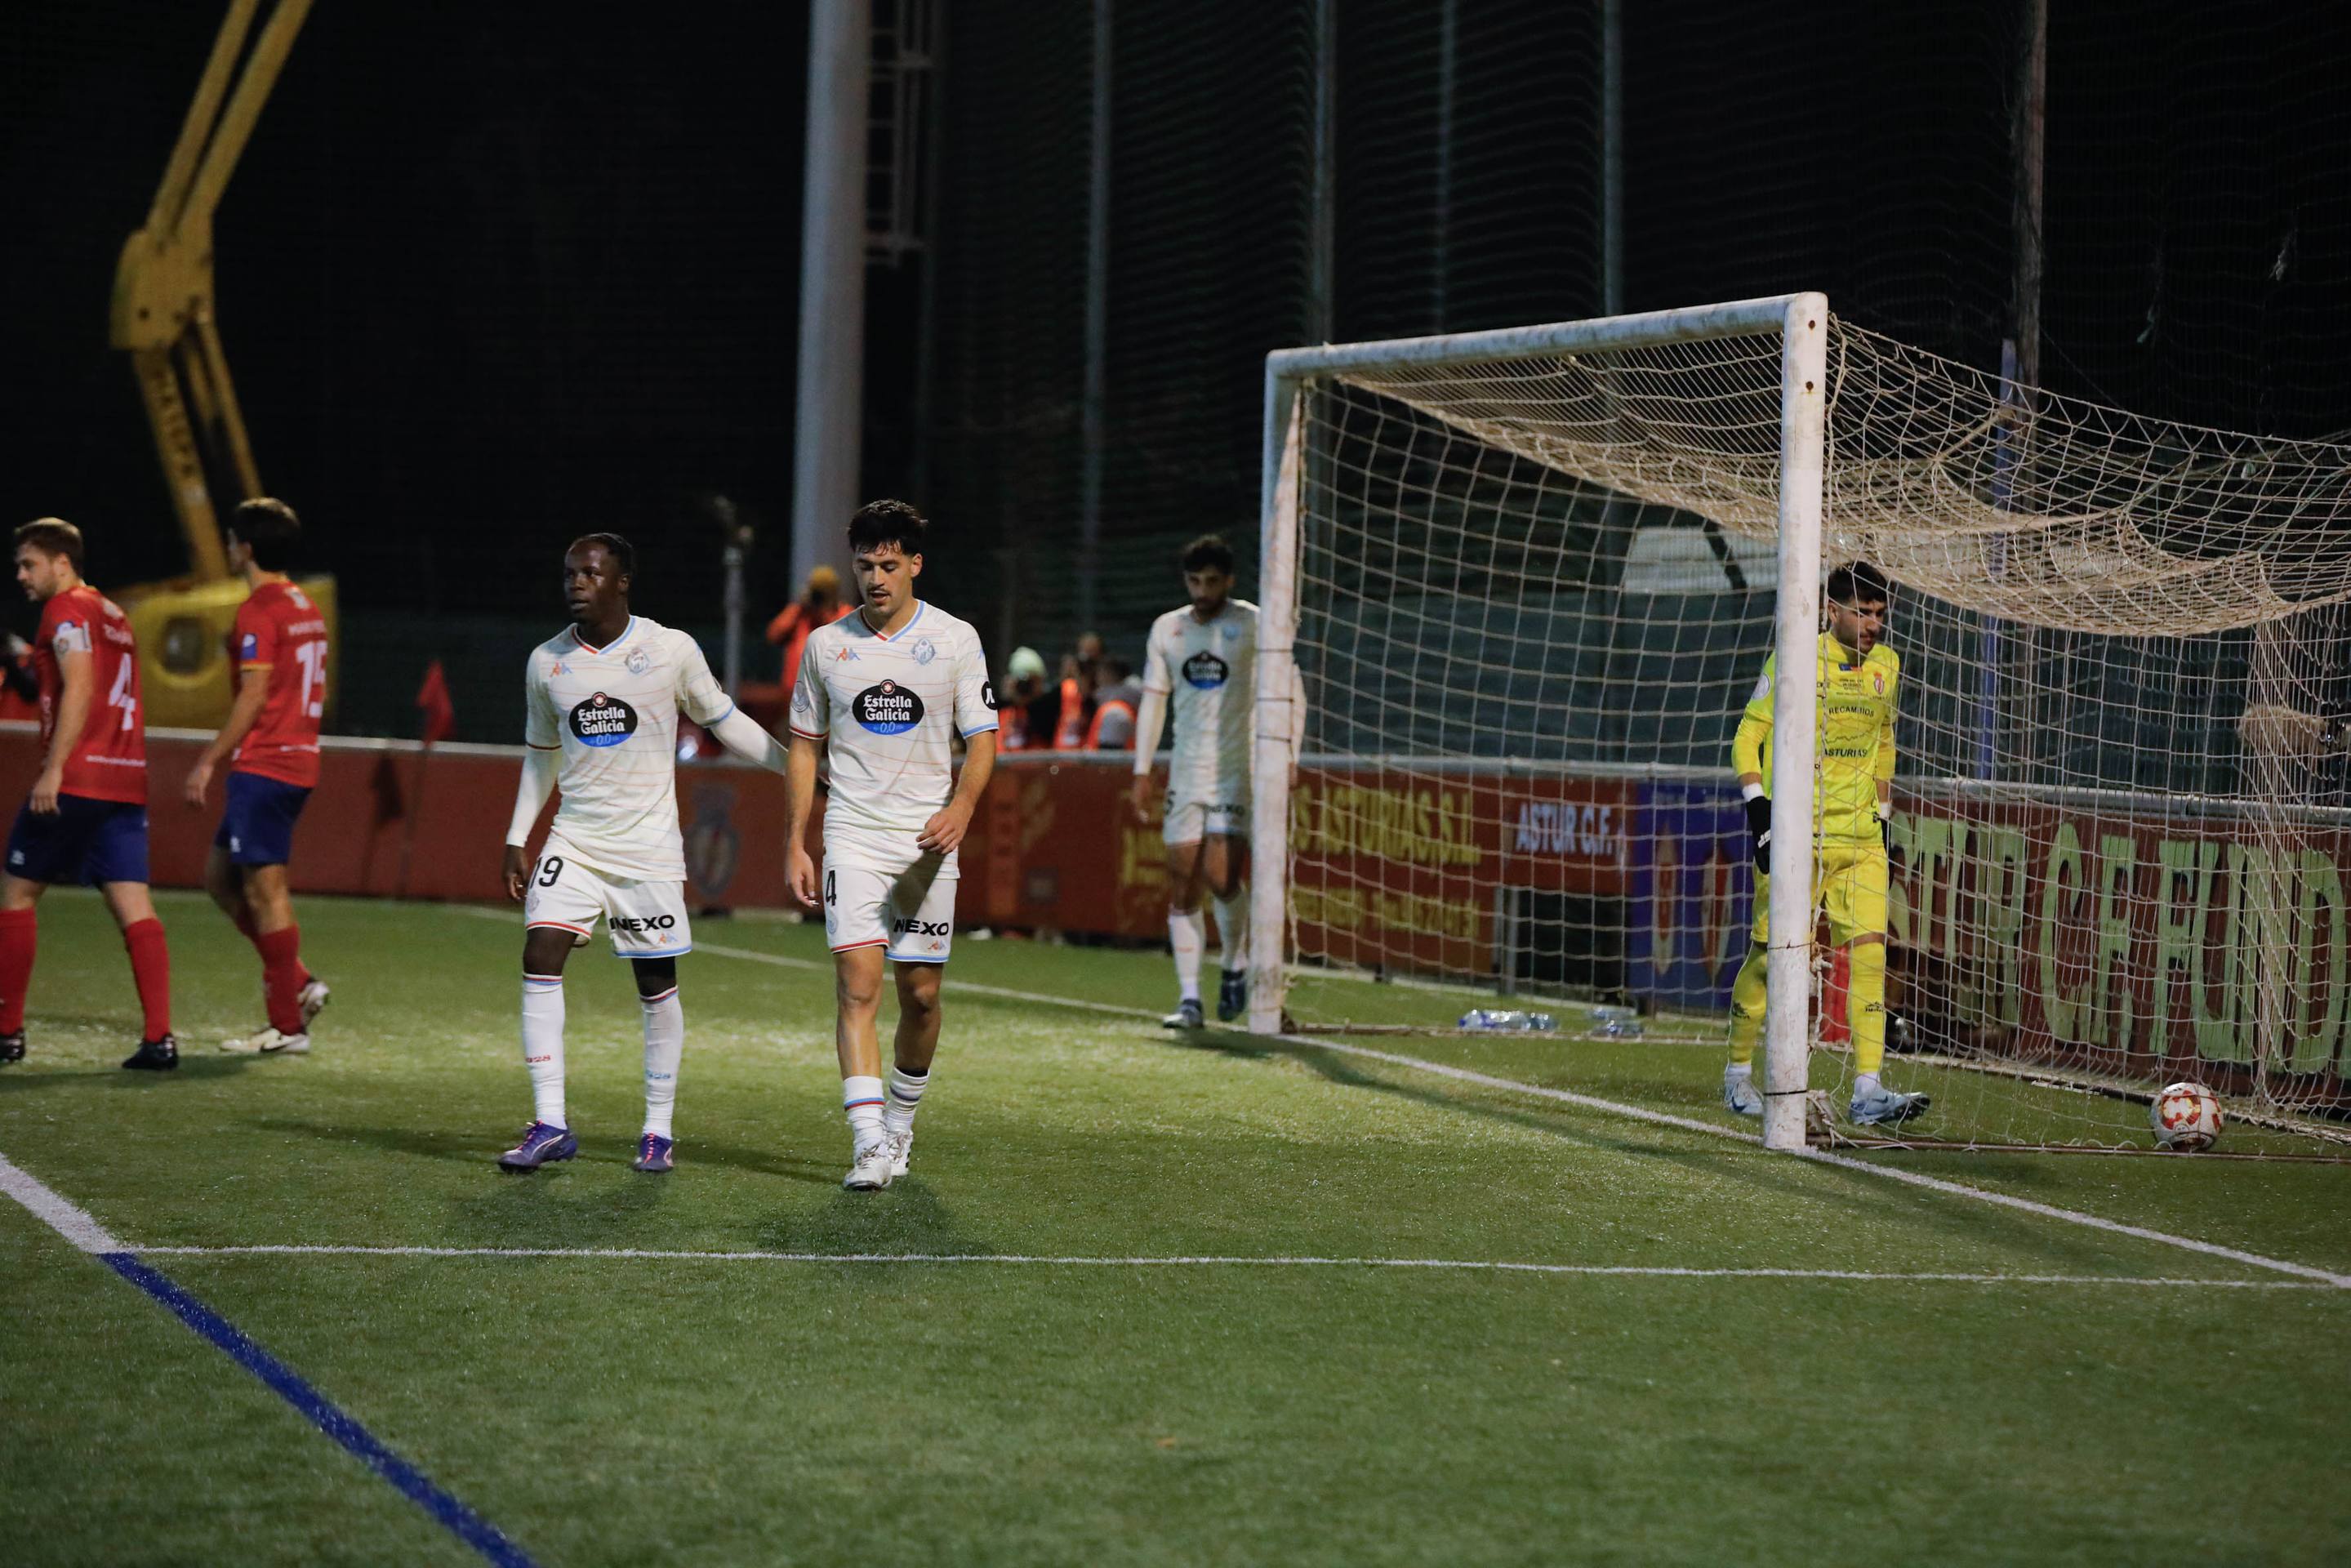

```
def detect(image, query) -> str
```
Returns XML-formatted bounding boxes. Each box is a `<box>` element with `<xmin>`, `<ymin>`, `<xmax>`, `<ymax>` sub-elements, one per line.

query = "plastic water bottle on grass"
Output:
<box><xmin>1587</xmin><ymin>1004</ymin><xmax>1645</xmax><ymax>1040</ymax></box>
<box><xmin>1458</xmin><ymin>1009</ymin><xmax>1557</xmax><ymax>1031</ymax></box>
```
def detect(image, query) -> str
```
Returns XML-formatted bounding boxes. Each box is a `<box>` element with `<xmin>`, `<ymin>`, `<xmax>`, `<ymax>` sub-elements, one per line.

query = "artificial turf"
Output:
<box><xmin>2</xmin><ymin>890</ymin><xmax>2345</xmax><ymax>1566</ymax></box>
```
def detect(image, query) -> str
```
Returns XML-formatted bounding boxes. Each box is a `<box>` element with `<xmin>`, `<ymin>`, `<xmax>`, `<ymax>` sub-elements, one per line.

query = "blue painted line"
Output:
<box><xmin>100</xmin><ymin>1251</ymin><xmax>540</xmax><ymax>1568</ymax></box>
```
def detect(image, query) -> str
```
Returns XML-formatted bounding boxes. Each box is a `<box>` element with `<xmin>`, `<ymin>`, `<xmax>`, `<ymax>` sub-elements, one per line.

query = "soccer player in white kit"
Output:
<box><xmin>496</xmin><ymin>533</ymin><xmax>787</xmax><ymax>1174</ymax></box>
<box><xmin>785</xmin><ymin>501</ymin><xmax>998</xmax><ymax>1190</ymax></box>
<box><xmin>1129</xmin><ymin>534</ymin><xmax>1262</xmax><ymax>1028</ymax></box>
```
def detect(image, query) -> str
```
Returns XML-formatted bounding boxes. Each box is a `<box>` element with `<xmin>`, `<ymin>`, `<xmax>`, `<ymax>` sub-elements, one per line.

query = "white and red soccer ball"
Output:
<box><xmin>2149</xmin><ymin>1082</ymin><xmax>2222</xmax><ymax>1152</ymax></box>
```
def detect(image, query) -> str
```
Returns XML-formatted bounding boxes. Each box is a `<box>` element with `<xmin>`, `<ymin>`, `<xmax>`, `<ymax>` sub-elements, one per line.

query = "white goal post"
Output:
<box><xmin>1250</xmin><ymin>295</ymin><xmax>1829</xmax><ymax>1150</ymax></box>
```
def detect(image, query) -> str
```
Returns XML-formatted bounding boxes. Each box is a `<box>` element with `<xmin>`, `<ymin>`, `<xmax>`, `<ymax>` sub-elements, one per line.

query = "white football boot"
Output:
<box><xmin>221</xmin><ymin>1027</ymin><xmax>309</xmax><ymax>1056</ymax></box>
<box><xmin>843</xmin><ymin>1139</ymin><xmax>895</xmax><ymax>1191</ymax></box>
<box><xmin>886</xmin><ymin>1126</ymin><xmax>914</xmax><ymax>1179</ymax></box>
<box><xmin>1721</xmin><ymin>1063</ymin><xmax>1764</xmax><ymax>1116</ymax></box>
<box><xmin>1849</xmin><ymin>1080</ymin><xmax>1930</xmax><ymax>1126</ymax></box>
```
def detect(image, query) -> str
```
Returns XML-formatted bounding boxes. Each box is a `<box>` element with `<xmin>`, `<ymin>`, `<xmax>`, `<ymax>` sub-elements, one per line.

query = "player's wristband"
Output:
<box><xmin>1740</xmin><ymin>781</ymin><xmax>1765</xmax><ymax>802</ymax></box>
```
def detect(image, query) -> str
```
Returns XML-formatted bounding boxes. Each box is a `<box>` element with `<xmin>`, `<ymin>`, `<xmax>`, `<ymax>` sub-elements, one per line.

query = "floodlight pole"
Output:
<box><xmin>791</xmin><ymin>0</ymin><xmax>871</xmax><ymax>592</ymax></box>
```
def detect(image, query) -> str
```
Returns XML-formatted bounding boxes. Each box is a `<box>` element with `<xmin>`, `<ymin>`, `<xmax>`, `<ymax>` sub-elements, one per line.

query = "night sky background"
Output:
<box><xmin>7</xmin><ymin>0</ymin><xmax>2348</xmax><ymax>735</ymax></box>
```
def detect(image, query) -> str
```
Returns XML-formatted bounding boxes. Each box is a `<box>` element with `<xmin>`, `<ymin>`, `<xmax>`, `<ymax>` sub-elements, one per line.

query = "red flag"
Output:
<box><xmin>416</xmin><ymin>659</ymin><xmax>456</xmax><ymax>746</ymax></box>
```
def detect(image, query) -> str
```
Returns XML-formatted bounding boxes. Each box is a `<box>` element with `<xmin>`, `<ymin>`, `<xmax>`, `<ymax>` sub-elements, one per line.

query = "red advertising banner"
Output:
<box><xmin>1890</xmin><ymin>794</ymin><xmax>2351</xmax><ymax>1093</ymax></box>
<box><xmin>1285</xmin><ymin>766</ymin><xmax>1633</xmax><ymax>978</ymax></box>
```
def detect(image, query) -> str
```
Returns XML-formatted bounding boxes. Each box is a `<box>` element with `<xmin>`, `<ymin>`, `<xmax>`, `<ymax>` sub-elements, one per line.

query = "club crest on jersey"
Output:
<box><xmin>568</xmin><ymin>691</ymin><xmax>640</xmax><ymax>746</ymax></box>
<box><xmin>1872</xmin><ymin>671</ymin><xmax>1886</xmax><ymax>696</ymax></box>
<box><xmin>853</xmin><ymin>679</ymin><xmax>924</xmax><ymax>735</ymax></box>
<box><xmin>625</xmin><ymin>647</ymin><xmax>652</xmax><ymax>675</ymax></box>
<box><xmin>912</xmin><ymin>636</ymin><xmax>937</xmax><ymax>666</ymax></box>
<box><xmin>1182</xmin><ymin>651</ymin><xmax>1230</xmax><ymax>689</ymax></box>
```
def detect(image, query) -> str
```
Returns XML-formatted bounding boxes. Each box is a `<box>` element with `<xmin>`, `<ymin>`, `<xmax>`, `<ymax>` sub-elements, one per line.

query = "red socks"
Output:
<box><xmin>0</xmin><ymin>907</ymin><xmax>35</xmax><ymax>1035</ymax></box>
<box><xmin>258</xmin><ymin>924</ymin><xmax>306</xmax><ymax>1036</ymax></box>
<box><xmin>122</xmin><ymin>917</ymin><xmax>172</xmax><ymax>1042</ymax></box>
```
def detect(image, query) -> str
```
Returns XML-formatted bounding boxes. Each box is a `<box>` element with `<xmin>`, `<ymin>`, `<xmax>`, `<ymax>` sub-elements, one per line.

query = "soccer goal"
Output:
<box><xmin>1249</xmin><ymin>294</ymin><xmax>2351</xmax><ymax>1156</ymax></box>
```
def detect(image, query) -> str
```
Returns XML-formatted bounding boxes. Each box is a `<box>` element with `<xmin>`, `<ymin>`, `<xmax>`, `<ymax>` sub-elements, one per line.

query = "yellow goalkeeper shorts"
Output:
<box><xmin>1749</xmin><ymin>839</ymin><xmax>1887</xmax><ymax>949</ymax></box>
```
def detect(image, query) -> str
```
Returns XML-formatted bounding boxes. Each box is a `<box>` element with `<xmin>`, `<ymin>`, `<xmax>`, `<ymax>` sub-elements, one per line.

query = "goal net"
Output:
<box><xmin>1249</xmin><ymin>296</ymin><xmax>2351</xmax><ymax>1155</ymax></box>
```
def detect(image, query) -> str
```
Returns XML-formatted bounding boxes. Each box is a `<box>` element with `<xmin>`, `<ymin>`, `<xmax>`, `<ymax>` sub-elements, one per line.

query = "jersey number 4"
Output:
<box><xmin>107</xmin><ymin>657</ymin><xmax>137</xmax><ymax>733</ymax></box>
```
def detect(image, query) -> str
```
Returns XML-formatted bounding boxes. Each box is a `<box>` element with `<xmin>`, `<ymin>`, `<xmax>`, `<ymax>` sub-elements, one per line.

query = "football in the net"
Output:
<box><xmin>2149</xmin><ymin>1082</ymin><xmax>2222</xmax><ymax>1152</ymax></box>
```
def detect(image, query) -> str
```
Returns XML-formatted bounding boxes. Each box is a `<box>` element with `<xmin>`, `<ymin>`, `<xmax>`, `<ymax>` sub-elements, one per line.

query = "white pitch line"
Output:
<box><xmin>456</xmin><ymin>906</ymin><xmax>2351</xmax><ymax>1289</ymax></box>
<box><xmin>0</xmin><ymin>1151</ymin><xmax>128</xmax><ymax>1253</ymax></box>
<box><xmin>124</xmin><ymin>1244</ymin><xmax>2334</xmax><ymax>1289</ymax></box>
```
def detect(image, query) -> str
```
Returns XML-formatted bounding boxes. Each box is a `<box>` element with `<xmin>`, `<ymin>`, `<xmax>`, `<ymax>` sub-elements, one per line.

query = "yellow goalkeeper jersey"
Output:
<box><xmin>1731</xmin><ymin>632</ymin><xmax>1899</xmax><ymax>844</ymax></box>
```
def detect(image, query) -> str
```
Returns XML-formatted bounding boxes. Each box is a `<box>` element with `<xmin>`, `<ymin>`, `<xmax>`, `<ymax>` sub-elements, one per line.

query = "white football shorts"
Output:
<box><xmin>822</xmin><ymin>833</ymin><xmax>958</xmax><ymax>964</ymax></box>
<box><xmin>524</xmin><ymin>839</ymin><xmax>692</xmax><ymax>958</ymax></box>
<box><xmin>1163</xmin><ymin>788</ymin><xmax>1250</xmax><ymax>847</ymax></box>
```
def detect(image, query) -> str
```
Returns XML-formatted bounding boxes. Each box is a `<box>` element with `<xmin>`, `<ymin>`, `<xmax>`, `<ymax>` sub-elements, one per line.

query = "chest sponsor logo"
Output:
<box><xmin>568</xmin><ymin>692</ymin><xmax>640</xmax><ymax>747</ymax></box>
<box><xmin>854</xmin><ymin>679</ymin><xmax>924</xmax><ymax>735</ymax></box>
<box><xmin>1182</xmin><ymin>651</ymin><xmax>1230</xmax><ymax>690</ymax></box>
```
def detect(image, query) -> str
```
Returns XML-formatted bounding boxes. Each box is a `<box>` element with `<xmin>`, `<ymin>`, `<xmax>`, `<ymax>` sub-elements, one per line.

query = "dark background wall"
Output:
<box><xmin>8</xmin><ymin>1</ymin><xmax>2349</xmax><ymax>738</ymax></box>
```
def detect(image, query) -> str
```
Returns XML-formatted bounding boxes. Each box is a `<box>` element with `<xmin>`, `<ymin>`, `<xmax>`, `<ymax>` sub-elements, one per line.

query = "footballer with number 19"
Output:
<box><xmin>497</xmin><ymin>533</ymin><xmax>788</xmax><ymax>1174</ymax></box>
<box><xmin>786</xmin><ymin>500</ymin><xmax>997</xmax><ymax>1191</ymax></box>
<box><xmin>183</xmin><ymin>498</ymin><xmax>333</xmax><ymax>1057</ymax></box>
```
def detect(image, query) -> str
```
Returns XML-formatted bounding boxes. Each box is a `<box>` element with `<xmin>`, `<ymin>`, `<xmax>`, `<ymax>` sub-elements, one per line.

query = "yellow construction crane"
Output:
<box><xmin>110</xmin><ymin>0</ymin><xmax>336</xmax><ymax>728</ymax></box>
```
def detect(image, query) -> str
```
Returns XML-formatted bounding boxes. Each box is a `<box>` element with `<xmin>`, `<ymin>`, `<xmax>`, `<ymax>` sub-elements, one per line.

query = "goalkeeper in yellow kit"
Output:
<box><xmin>1721</xmin><ymin>561</ymin><xmax>1929</xmax><ymax>1126</ymax></box>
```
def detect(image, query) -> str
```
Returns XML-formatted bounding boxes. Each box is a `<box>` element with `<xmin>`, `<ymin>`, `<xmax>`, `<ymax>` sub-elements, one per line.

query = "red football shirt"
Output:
<box><xmin>35</xmin><ymin>584</ymin><xmax>146</xmax><ymax>805</ymax></box>
<box><xmin>230</xmin><ymin>578</ymin><xmax>330</xmax><ymax>788</ymax></box>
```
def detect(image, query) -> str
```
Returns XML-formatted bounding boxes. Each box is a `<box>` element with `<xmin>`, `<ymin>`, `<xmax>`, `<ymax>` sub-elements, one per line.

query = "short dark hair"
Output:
<box><xmin>14</xmin><ymin>518</ymin><xmax>83</xmax><ymax>572</ymax></box>
<box><xmin>1101</xmin><ymin>656</ymin><xmax>1132</xmax><ymax>682</ymax></box>
<box><xmin>1827</xmin><ymin>561</ymin><xmax>1889</xmax><ymax>606</ymax></box>
<box><xmin>229</xmin><ymin>497</ymin><xmax>301</xmax><ymax>571</ymax></box>
<box><xmin>848</xmin><ymin>498</ymin><xmax>926</xmax><ymax>555</ymax></box>
<box><xmin>570</xmin><ymin>532</ymin><xmax>635</xmax><ymax>579</ymax></box>
<box><xmin>1181</xmin><ymin>533</ymin><xmax>1236</xmax><ymax>574</ymax></box>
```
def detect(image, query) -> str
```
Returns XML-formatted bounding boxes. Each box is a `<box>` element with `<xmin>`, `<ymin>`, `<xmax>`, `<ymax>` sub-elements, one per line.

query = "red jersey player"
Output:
<box><xmin>185</xmin><ymin>499</ymin><xmax>332</xmax><ymax>1056</ymax></box>
<box><xmin>1</xmin><ymin>519</ymin><xmax>176</xmax><ymax>1069</ymax></box>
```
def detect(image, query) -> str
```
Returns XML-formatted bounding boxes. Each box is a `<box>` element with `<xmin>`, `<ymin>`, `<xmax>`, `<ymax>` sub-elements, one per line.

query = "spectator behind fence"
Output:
<box><xmin>1085</xmin><ymin>657</ymin><xmax>1140</xmax><ymax>748</ymax></box>
<box><xmin>1000</xmin><ymin>646</ymin><xmax>1049</xmax><ymax>750</ymax></box>
<box><xmin>766</xmin><ymin>564</ymin><xmax>849</xmax><ymax>693</ymax></box>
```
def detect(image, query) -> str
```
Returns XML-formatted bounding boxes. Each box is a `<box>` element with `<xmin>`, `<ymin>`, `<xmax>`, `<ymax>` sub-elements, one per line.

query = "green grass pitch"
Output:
<box><xmin>2</xmin><ymin>889</ymin><xmax>2346</xmax><ymax>1566</ymax></box>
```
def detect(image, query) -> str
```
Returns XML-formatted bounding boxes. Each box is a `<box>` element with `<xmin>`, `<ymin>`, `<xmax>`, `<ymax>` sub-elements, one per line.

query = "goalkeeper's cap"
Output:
<box><xmin>1007</xmin><ymin>647</ymin><xmax>1048</xmax><ymax>684</ymax></box>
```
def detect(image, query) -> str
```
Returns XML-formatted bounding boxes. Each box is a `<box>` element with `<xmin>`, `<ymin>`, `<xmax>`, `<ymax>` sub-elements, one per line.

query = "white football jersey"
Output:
<box><xmin>522</xmin><ymin>616</ymin><xmax>733</xmax><ymax>881</ymax></box>
<box><xmin>1143</xmin><ymin>599</ymin><xmax>1258</xmax><ymax>800</ymax></box>
<box><xmin>790</xmin><ymin>601</ymin><xmax>997</xmax><ymax>850</ymax></box>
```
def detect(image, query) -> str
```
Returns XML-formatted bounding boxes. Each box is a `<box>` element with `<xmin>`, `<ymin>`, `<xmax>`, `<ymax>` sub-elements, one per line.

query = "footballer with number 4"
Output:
<box><xmin>496</xmin><ymin>533</ymin><xmax>787</xmax><ymax>1174</ymax></box>
<box><xmin>785</xmin><ymin>500</ymin><xmax>997</xmax><ymax>1191</ymax></box>
<box><xmin>1</xmin><ymin>519</ymin><xmax>177</xmax><ymax>1070</ymax></box>
<box><xmin>1722</xmin><ymin>560</ymin><xmax>1928</xmax><ymax>1128</ymax></box>
<box><xmin>183</xmin><ymin>499</ymin><xmax>333</xmax><ymax>1058</ymax></box>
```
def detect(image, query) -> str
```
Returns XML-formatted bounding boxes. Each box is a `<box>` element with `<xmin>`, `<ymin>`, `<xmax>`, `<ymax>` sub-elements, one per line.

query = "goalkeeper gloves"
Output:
<box><xmin>1744</xmin><ymin>792</ymin><xmax>1772</xmax><ymax>875</ymax></box>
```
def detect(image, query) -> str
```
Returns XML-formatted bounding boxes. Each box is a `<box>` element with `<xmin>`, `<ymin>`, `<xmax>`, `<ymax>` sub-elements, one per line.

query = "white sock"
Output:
<box><xmin>844</xmin><ymin>1074</ymin><xmax>886</xmax><ymax>1148</ymax></box>
<box><xmin>884</xmin><ymin>1063</ymin><xmax>928</xmax><ymax>1139</ymax></box>
<box><xmin>1169</xmin><ymin>908</ymin><xmax>1205</xmax><ymax>1002</ymax></box>
<box><xmin>640</xmin><ymin>984</ymin><xmax>683</xmax><ymax>1139</ymax></box>
<box><xmin>521</xmin><ymin>973</ymin><xmax>567</xmax><ymax>1127</ymax></box>
<box><xmin>1725</xmin><ymin>1062</ymin><xmax>1752</xmax><ymax>1080</ymax></box>
<box><xmin>1855</xmin><ymin>1071</ymin><xmax>1881</xmax><ymax>1097</ymax></box>
<box><xmin>1211</xmin><ymin>889</ymin><xmax>1249</xmax><ymax>975</ymax></box>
